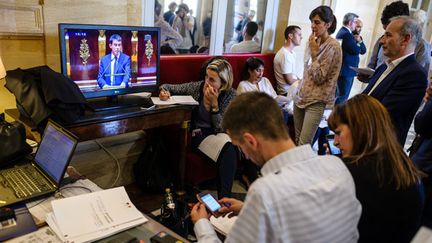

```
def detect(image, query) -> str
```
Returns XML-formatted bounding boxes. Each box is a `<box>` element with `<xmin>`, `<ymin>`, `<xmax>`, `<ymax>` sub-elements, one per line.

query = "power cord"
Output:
<box><xmin>26</xmin><ymin>186</ymin><xmax>92</xmax><ymax>210</ymax></box>
<box><xmin>94</xmin><ymin>139</ymin><xmax>121</xmax><ymax>188</ymax></box>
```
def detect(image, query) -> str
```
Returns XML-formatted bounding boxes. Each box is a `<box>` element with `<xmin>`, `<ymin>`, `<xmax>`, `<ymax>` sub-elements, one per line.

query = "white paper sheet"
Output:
<box><xmin>198</xmin><ymin>133</ymin><xmax>231</xmax><ymax>162</ymax></box>
<box><xmin>5</xmin><ymin>226</ymin><xmax>62</xmax><ymax>243</ymax></box>
<box><xmin>151</xmin><ymin>96</ymin><xmax>199</xmax><ymax>105</ymax></box>
<box><xmin>210</xmin><ymin>214</ymin><xmax>237</xmax><ymax>236</ymax></box>
<box><xmin>48</xmin><ymin>187</ymin><xmax>147</xmax><ymax>242</ymax></box>
<box><xmin>27</xmin><ymin>179</ymin><xmax>102</xmax><ymax>225</ymax></box>
<box><xmin>349</xmin><ymin>66</ymin><xmax>375</xmax><ymax>76</ymax></box>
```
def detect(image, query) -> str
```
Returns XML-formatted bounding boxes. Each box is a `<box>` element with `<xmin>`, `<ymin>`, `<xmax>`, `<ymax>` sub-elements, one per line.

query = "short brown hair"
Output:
<box><xmin>222</xmin><ymin>92</ymin><xmax>289</xmax><ymax>141</ymax></box>
<box><xmin>328</xmin><ymin>94</ymin><xmax>421</xmax><ymax>189</ymax></box>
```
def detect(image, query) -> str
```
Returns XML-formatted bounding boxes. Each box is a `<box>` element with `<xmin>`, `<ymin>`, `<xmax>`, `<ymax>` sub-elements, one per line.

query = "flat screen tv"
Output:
<box><xmin>58</xmin><ymin>23</ymin><xmax>160</xmax><ymax>110</ymax></box>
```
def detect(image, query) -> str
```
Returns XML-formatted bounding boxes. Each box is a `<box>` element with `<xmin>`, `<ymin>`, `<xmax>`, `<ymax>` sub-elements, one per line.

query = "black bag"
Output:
<box><xmin>5</xmin><ymin>66</ymin><xmax>86</xmax><ymax>128</ymax></box>
<box><xmin>0</xmin><ymin>113</ymin><xmax>32</xmax><ymax>167</ymax></box>
<box><xmin>134</xmin><ymin>136</ymin><xmax>173</xmax><ymax>193</ymax></box>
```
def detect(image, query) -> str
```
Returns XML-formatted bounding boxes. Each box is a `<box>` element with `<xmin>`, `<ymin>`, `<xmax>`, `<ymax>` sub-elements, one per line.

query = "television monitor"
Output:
<box><xmin>58</xmin><ymin>23</ymin><xmax>160</xmax><ymax>110</ymax></box>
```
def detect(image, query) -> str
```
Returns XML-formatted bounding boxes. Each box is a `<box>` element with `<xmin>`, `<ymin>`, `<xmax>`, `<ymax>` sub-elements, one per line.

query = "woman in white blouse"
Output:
<box><xmin>237</xmin><ymin>57</ymin><xmax>291</xmax><ymax>115</ymax></box>
<box><xmin>237</xmin><ymin>57</ymin><xmax>290</xmax><ymax>101</ymax></box>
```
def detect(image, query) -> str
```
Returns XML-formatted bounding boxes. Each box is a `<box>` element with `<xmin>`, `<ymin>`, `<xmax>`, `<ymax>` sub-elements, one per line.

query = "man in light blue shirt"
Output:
<box><xmin>191</xmin><ymin>92</ymin><xmax>361</xmax><ymax>243</ymax></box>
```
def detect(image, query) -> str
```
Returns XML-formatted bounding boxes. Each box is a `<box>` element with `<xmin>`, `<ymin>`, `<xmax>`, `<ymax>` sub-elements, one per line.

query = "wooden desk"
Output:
<box><xmin>5</xmin><ymin>106</ymin><xmax>192</xmax><ymax>188</ymax></box>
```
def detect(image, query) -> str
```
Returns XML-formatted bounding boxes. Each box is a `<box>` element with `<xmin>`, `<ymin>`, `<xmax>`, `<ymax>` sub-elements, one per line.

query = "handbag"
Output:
<box><xmin>0</xmin><ymin>113</ymin><xmax>32</xmax><ymax>167</ymax></box>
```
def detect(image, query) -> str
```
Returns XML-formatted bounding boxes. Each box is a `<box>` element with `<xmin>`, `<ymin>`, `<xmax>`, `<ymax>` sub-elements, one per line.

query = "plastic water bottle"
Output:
<box><xmin>164</xmin><ymin>188</ymin><xmax>176</xmax><ymax>210</ymax></box>
<box><xmin>160</xmin><ymin>188</ymin><xmax>178</xmax><ymax>228</ymax></box>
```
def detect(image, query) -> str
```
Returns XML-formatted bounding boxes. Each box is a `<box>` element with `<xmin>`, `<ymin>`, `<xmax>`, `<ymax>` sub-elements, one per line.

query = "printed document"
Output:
<box><xmin>46</xmin><ymin>186</ymin><xmax>147</xmax><ymax>243</ymax></box>
<box><xmin>151</xmin><ymin>96</ymin><xmax>199</xmax><ymax>105</ymax></box>
<box><xmin>198</xmin><ymin>133</ymin><xmax>231</xmax><ymax>162</ymax></box>
<box><xmin>27</xmin><ymin>179</ymin><xmax>102</xmax><ymax>225</ymax></box>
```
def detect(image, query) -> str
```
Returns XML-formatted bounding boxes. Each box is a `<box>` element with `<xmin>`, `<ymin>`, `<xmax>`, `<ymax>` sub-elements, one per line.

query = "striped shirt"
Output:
<box><xmin>194</xmin><ymin>145</ymin><xmax>361</xmax><ymax>243</ymax></box>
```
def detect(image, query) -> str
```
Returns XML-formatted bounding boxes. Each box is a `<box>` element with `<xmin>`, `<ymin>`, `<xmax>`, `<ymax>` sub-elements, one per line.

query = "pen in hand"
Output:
<box><xmin>159</xmin><ymin>87</ymin><xmax>171</xmax><ymax>101</ymax></box>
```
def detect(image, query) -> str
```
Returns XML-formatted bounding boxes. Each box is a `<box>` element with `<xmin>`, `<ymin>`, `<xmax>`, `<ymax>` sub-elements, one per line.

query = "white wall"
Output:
<box><xmin>287</xmin><ymin>0</ymin><xmax>324</xmax><ymax>78</ymax></box>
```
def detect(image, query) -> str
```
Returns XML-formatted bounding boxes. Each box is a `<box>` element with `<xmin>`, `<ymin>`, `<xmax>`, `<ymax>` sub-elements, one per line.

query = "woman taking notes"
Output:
<box><xmin>293</xmin><ymin>5</ymin><xmax>342</xmax><ymax>145</ymax></box>
<box><xmin>328</xmin><ymin>94</ymin><xmax>424</xmax><ymax>243</ymax></box>
<box><xmin>159</xmin><ymin>58</ymin><xmax>237</xmax><ymax>199</ymax></box>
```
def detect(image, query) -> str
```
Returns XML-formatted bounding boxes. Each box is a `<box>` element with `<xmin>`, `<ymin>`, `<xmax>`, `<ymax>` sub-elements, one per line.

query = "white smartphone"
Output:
<box><xmin>197</xmin><ymin>192</ymin><xmax>221</xmax><ymax>214</ymax></box>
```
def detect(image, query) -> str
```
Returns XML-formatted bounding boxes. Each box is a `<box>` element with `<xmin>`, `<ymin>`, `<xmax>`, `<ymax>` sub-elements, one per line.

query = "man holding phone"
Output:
<box><xmin>191</xmin><ymin>92</ymin><xmax>361</xmax><ymax>242</ymax></box>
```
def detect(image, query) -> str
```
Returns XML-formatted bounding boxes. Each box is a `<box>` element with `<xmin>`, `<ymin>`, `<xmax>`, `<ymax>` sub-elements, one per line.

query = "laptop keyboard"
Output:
<box><xmin>0</xmin><ymin>167</ymin><xmax>54</xmax><ymax>198</ymax></box>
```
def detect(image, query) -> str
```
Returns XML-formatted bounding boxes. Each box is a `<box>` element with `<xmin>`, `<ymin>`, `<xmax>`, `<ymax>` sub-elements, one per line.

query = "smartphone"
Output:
<box><xmin>326</xmin><ymin>134</ymin><xmax>341</xmax><ymax>156</ymax></box>
<box><xmin>196</xmin><ymin>192</ymin><xmax>221</xmax><ymax>214</ymax></box>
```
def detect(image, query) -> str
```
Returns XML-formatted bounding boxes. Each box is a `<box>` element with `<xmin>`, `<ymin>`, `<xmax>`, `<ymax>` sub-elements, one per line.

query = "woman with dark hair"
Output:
<box><xmin>237</xmin><ymin>57</ymin><xmax>291</xmax><ymax>113</ymax></box>
<box><xmin>159</xmin><ymin>58</ymin><xmax>237</xmax><ymax>199</ymax></box>
<box><xmin>293</xmin><ymin>5</ymin><xmax>342</xmax><ymax>146</ymax></box>
<box><xmin>328</xmin><ymin>94</ymin><xmax>424</xmax><ymax>243</ymax></box>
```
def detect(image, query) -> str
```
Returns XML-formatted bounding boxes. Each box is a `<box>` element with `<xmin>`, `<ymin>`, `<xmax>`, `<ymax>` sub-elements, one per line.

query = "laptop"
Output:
<box><xmin>0</xmin><ymin>121</ymin><xmax>78</xmax><ymax>208</ymax></box>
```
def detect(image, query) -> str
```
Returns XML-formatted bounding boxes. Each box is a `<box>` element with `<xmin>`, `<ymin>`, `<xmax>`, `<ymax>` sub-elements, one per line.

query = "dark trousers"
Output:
<box><xmin>336</xmin><ymin>76</ymin><xmax>355</xmax><ymax>105</ymax></box>
<box><xmin>422</xmin><ymin>176</ymin><xmax>432</xmax><ymax>228</ymax></box>
<box><xmin>312</xmin><ymin>127</ymin><xmax>330</xmax><ymax>155</ymax></box>
<box><xmin>192</xmin><ymin>129</ymin><xmax>237</xmax><ymax>199</ymax></box>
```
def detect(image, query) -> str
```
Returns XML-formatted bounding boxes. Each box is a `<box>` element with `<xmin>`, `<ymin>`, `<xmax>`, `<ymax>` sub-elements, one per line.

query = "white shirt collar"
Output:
<box><xmin>385</xmin><ymin>52</ymin><xmax>414</xmax><ymax>68</ymax></box>
<box><xmin>343</xmin><ymin>25</ymin><xmax>352</xmax><ymax>34</ymax></box>
<box><xmin>261</xmin><ymin>145</ymin><xmax>317</xmax><ymax>176</ymax></box>
<box><xmin>111</xmin><ymin>53</ymin><xmax>119</xmax><ymax>60</ymax></box>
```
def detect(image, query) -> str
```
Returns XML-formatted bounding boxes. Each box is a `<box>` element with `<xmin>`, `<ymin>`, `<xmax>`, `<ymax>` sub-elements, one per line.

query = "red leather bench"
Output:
<box><xmin>160</xmin><ymin>53</ymin><xmax>276</xmax><ymax>88</ymax></box>
<box><xmin>159</xmin><ymin>53</ymin><xmax>276</xmax><ymax>186</ymax></box>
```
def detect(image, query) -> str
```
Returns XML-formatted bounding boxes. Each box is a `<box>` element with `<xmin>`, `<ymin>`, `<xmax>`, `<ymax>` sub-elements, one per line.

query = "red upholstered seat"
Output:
<box><xmin>160</xmin><ymin>53</ymin><xmax>276</xmax><ymax>186</ymax></box>
<box><xmin>160</xmin><ymin>53</ymin><xmax>276</xmax><ymax>88</ymax></box>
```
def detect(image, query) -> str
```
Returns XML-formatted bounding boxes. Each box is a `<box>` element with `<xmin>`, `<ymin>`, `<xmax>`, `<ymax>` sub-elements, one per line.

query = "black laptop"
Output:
<box><xmin>0</xmin><ymin>121</ymin><xmax>78</xmax><ymax>208</ymax></box>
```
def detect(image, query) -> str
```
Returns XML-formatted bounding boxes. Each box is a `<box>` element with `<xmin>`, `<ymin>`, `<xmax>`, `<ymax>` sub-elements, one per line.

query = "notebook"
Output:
<box><xmin>0</xmin><ymin>121</ymin><xmax>78</xmax><ymax>208</ymax></box>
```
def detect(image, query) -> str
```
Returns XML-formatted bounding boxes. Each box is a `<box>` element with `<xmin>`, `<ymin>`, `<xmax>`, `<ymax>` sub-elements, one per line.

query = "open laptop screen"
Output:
<box><xmin>34</xmin><ymin>123</ymin><xmax>77</xmax><ymax>184</ymax></box>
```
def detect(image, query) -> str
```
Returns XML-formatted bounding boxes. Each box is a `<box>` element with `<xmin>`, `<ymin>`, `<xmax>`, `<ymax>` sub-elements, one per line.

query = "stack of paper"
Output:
<box><xmin>151</xmin><ymin>96</ymin><xmax>199</xmax><ymax>105</ymax></box>
<box><xmin>46</xmin><ymin>187</ymin><xmax>147</xmax><ymax>243</ymax></box>
<box><xmin>27</xmin><ymin>179</ymin><xmax>102</xmax><ymax>226</ymax></box>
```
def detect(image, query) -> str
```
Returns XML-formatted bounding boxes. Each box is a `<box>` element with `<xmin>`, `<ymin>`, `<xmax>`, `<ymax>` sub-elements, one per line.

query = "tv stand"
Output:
<box><xmin>86</xmin><ymin>94</ymin><xmax>154</xmax><ymax>111</ymax></box>
<box><xmin>5</xmin><ymin>105</ymin><xmax>192</xmax><ymax>189</ymax></box>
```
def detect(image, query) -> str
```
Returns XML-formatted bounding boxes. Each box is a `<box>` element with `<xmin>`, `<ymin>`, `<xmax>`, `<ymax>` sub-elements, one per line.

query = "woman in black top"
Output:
<box><xmin>328</xmin><ymin>94</ymin><xmax>424</xmax><ymax>243</ymax></box>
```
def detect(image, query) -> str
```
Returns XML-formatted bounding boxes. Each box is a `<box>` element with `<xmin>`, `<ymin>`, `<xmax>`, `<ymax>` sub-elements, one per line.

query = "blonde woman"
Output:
<box><xmin>159</xmin><ymin>58</ymin><xmax>237</xmax><ymax>198</ymax></box>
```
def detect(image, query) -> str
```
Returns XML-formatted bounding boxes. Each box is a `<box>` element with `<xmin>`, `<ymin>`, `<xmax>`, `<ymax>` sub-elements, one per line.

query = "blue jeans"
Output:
<box><xmin>336</xmin><ymin>76</ymin><xmax>355</xmax><ymax>104</ymax></box>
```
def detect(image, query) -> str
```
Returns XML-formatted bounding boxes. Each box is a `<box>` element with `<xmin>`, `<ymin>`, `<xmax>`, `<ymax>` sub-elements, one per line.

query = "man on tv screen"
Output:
<box><xmin>97</xmin><ymin>34</ymin><xmax>131</xmax><ymax>89</ymax></box>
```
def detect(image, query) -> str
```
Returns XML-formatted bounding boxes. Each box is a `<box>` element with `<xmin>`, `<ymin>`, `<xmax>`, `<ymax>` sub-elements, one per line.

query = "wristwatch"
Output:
<box><xmin>210</xmin><ymin>107</ymin><xmax>219</xmax><ymax>114</ymax></box>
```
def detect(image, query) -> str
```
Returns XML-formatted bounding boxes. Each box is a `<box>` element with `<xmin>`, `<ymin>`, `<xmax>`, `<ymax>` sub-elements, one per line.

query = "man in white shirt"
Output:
<box><xmin>274</xmin><ymin>25</ymin><xmax>302</xmax><ymax>95</ymax></box>
<box><xmin>230</xmin><ymin>22</ymin><xmax>261</xmax><ymax>53</ymax></box>
<box><xmin>191</xmin><ymin>92</ymin><xmax>361</xmax><ymax>243</ymax></box>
